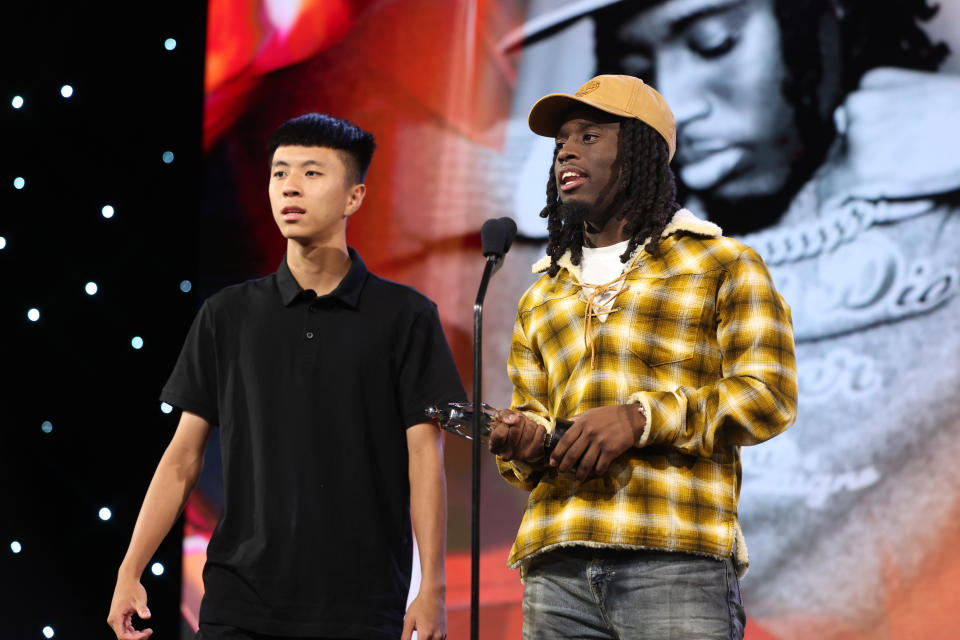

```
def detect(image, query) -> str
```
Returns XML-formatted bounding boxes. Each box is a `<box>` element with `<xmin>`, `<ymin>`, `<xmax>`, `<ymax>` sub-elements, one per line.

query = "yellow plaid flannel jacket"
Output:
<box><xmin>497</xmin><ymin>209</ymin><xmax>797</xmax><ymax>575</ymax></box>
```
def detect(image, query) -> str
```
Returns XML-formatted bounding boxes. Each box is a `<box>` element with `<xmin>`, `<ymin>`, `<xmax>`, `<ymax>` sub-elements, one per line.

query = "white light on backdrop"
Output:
<box><xmin>85</xmin><ymin>281</ymin><xmax>99</xmax><ymax>296</ymax></box>
<box><xmin>42</xmin><ymin>626</ymin><xmax>54</xmax><ymax>639</ymax></box>
<box><xmin>101</xmin><ymin>205</ymin><xmax>115</xmax><ymax>219</ymax></box>
<box><xmin>11</xmin><ymin>95</ymin><xmax>24</xmax><ymax>109</ymax></box>
<box><xmin>179</xmin><ymin>279</ymin><xmax>192</xmax><ymax>292</ymax></box>
<box><xmin>27</xmin><ymin>308</ymin><xmax>40</xmax><ymax>322</ymax></box>
<box><xmin>162</xmin><ymin>151</ymin><xmax>175</xmax><ymax>164</ymax></box>
<box><xmin>98</xmin><ymin>507</ymin><xmax>112</xmax><ymax>521</ymax></box>
<box><xmin>60</xmin><ymin>84</ymin><xmax>73</xmax><ymax>98</ymax></box>
<box><xmin>151</xmin><ymin>562</ymin><xmax>165</xmax><ymax>576</ymax></box>
<box><xmin>131</xmin><ymin>336</ymin><xmax>144</xmax><ymax>350</ymax></box>
<box><xmin>41</xmin><ymin>421</ymin><xmax>53</xmax><ymax>434</ymax></box>
<box><xmin>160</xmin><ymin>402</ymin><xmax>173</xmax><ymax>414</ymax></box>
<box><xmin>13</xmin><ymin>177</ymin><xmax>25</xmax><ymax>190</ymax></box>
<box><xmin>0</xmin><ymin>236</ymin><xmax>6</xmax><ymax>250</ymax></box>
<box><xmin>10</xmin><ymin>541</ymin><xmax>22</xmax><ymax>554</ymax></box>
<box><xmin>164</xmin><ymin>38</ymin><xmax>177</xmax><ymax>51</ymax></box>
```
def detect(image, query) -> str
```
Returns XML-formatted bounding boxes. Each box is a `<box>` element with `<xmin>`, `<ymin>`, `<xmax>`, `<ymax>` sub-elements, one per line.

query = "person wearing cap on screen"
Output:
<box><xmin>487</xmin><ymin>75</ymin><xmax>798</xmax><ymax>638</ymax></box>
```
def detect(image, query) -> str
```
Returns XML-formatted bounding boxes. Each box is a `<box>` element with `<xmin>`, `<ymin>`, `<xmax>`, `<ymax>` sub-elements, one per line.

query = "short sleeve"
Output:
<box><xmin>395</xmin><ymin>301</ymin><xmax>467</xmax><ymax>429</ymax></box>
<box><xmin>160</xmin><ymin>301</ymin><xmax>220</xmax><ymax>425</ymax></box>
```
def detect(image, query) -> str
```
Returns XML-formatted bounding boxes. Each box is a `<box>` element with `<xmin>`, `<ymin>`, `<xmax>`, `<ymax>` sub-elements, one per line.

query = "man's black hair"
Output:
<box><xmin>773</xmin><ymin>0</ymin><xmax>948</xmax><ymax>188</ymax></box>
<box><xmin>268</xmin><ymin>113</ymin><xmax>376</xmax><ymax>184</ymax></box>
<box><xmin>541</xmin><ymin>118</ymin><xmax>679</xmax><ymax>277</ymax></box>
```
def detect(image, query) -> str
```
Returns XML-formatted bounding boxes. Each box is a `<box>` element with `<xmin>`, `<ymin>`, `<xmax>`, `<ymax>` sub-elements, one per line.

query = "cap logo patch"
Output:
<box><xmin>575</xmin><ymin>80</ymin><xmax>601</xmax><ymax>96</ymax></box>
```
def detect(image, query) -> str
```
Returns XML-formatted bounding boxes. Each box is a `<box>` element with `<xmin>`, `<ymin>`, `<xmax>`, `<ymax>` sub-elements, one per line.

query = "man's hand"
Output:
<box><xmin>549</xmin><ymin>405</ymin><xmax>646</xmax><ymax>481</ymax></box>
<box><xmin>821</xmin><ymin>68</ymin><xmax>960</xmax><ymax>205</ymax></box>
<box><xmin>402</xmin><ymin>586</ymin><xmax>446</xmax><ymax>640</ymax></box>
<box><xmin>107</xmin><ymin>574</ymin><xmax>152</xmax><ymax>640</ymax></box>
<box><xmin>488</xmin><ymin>410</ymin><xmax>548</xmax><ymax>462</ymax></box>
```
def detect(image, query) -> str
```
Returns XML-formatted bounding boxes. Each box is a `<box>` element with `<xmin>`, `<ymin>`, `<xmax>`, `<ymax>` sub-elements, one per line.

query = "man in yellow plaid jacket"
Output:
<box><xmin>489</xmin><ymin>75</ymin><xmax>798</xmax><ymax>639</ymax></box>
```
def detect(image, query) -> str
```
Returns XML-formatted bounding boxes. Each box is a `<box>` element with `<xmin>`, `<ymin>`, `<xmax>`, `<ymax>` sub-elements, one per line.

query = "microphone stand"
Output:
<box><xmin>470</xmin><ymin>252</ymin><xmax>501</xmax><ymax>640</ymax></box>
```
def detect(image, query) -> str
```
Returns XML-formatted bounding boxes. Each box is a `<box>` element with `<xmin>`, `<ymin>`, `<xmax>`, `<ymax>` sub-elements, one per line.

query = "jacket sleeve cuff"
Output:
<box><xmin>626</xmin><ymin>392</ymin><xmax>653</xmax><ymax>447</ymax></box>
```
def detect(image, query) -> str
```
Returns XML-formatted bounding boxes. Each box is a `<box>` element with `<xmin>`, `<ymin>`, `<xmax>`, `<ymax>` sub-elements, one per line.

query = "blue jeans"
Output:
<box><xmin>522</xmin><ymin>547</ymin><xmax>745</xmax><ymax>640</ymax></box>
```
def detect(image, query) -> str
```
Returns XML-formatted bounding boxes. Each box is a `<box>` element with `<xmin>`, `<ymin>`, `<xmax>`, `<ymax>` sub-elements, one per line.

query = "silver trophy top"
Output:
<box><xmin>424</xmin><ymin>402</ymin><xmax>498</xmax><ymax>442</ymax></box>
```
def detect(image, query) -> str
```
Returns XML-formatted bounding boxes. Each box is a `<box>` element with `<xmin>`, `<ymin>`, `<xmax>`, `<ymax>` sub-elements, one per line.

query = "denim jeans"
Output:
<box><xmin>522</xmin><ymin>547</ymin><xmax>745</xmax><ymax>640</ymax></box>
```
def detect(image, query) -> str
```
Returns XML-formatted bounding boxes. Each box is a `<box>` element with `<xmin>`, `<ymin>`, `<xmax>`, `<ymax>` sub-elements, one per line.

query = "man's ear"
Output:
<box><xmin>344</xmin><ymin>183</ymin><xmax>366</xmax><ymax>218</ymax></box>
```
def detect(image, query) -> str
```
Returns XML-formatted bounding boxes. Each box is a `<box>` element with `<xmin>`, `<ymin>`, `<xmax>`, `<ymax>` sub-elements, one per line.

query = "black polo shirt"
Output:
<box><xmin>161</xmin><ymin>249</ymin><xmax>465</xmax><ymax>639</ymax></box>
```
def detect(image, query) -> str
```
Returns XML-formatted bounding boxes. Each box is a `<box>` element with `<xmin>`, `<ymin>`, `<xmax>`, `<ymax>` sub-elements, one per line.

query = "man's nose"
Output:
<box><xmin>654</xmin><ymin>57</ymin><xmax>711</xmax><ymax>130</ymax></box>
<box><xmin>282</xmin><ymin>179</ymin><xmax>301</xmax><ymax>197</ymax></box>
<box><xmin>557</xmin><ymin>142</ymin><xmax>580</xmax><ymax>162</ymax></box>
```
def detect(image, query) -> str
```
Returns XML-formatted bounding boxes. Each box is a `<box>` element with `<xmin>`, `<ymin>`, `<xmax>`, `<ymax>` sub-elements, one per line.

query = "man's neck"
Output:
<box><xmin>583</xmin><ymin>213</ymin><xmax>631</xmax><ymax>248</ymax></box>
<box><xmin>286</xmin><ymin>240</ymin><xmax>352</xmax><ymax>296</ymax></box>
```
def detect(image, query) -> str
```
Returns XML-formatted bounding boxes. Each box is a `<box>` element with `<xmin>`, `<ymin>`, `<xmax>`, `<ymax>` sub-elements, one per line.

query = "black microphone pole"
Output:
<box><xmin>471</xmin><ymin>217</ymin><xmax>516</xmax><ymax>640</ymax></box>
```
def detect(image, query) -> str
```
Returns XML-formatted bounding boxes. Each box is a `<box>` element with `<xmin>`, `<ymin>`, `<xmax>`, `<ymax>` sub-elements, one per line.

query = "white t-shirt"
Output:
<box><xmin>580</xmin><ymin>240</ymin><xmax>631</xmax><ymax>322</ymax></box>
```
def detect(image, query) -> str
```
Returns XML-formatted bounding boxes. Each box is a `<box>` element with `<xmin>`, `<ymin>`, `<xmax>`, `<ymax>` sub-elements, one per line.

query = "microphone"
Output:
<box><xmin>480</xmin><ymin>217</ymin><xmax>518</xmax><ymax>258</ymax></box>
<box><xmin>467</xmin><ymin>216</ymin><xmax>516</xmax><ymax>639</ymax></box>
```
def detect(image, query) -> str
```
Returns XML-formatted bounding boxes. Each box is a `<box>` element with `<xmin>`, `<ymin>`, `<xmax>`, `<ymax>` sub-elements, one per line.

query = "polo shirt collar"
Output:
<box><xmin>276</xmin><ymin>247</ymin><xmax>369</xmax><ymax>308</ymax></box>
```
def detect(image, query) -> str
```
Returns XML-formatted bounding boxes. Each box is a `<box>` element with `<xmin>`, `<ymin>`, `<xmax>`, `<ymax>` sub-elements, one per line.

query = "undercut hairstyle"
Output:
<box><xmin>541</xmin><ymin>118</ymin><xmax>680</xmax><ymax>277</ymax></box>
<box><xmin>267</xmin><ymin>113</ymin><xmax>376</xmax><ymax>184</ymax></box>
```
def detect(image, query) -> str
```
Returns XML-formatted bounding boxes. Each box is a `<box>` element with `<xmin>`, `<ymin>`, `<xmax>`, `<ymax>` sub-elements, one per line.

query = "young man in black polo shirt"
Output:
<box><xmin>108</xmin><ymin>113</ymin><xmax>465</xmax><ymax>640</ymax></box>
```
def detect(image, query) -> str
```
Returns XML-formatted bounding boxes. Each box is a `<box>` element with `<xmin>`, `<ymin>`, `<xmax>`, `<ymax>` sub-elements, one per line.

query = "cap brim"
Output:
<box><xmin>527</xmin><ymin>93</ymin><xmax>636</xmax><ymax>138</ymax></box>
<box><xmin>499</xmin><ymin>0</ymin><xmax>624</xmax><ymax>52</ymax></box>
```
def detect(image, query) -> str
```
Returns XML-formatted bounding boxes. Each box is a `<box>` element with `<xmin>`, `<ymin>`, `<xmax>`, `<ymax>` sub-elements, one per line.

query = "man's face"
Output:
<box><xmin>554</xmin><ymin>109</ymin><xmax>622</xmax><ymax>224</ymax></box>
<box><xmin>268</xmin><ymin>145</ymin><xmax>364</xmax><ymax>244</ymax></box>
<box><xmin>603</xmin><ymin>0</ymin><xmax>800</xmax><ymax>202</ymax></box>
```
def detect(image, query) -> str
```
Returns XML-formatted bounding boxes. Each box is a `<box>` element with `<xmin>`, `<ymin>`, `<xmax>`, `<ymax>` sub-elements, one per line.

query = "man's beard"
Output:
<box><xmin>558</xmin><ymin>200</ymin><xmax>592</xmax><ymax>229</ymax></box>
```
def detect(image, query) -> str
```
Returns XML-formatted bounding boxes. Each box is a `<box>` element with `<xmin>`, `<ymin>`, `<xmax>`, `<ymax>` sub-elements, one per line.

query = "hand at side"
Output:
<box><xmin>107</xmin><ymin>574</ymin><xmax>153</xmax><ymax>640</ymax></box>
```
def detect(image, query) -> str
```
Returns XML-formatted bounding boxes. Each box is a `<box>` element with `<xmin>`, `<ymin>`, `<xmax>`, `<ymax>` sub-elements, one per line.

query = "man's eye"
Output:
<box><xmin>554</xmin><ymin>140</ymin><xmax>566</xmax><ymax>153</ymax></box>
<box><xmin>583</xmin><ymin>133</ymin><xmax>598</xmax><ymax>142</ymax></box>
<box><xmin>690</xmin><ymin>34</ymin><xmax>736</xmax><ymax>57</ymax></box>
<box><xmin>687</xmin><ymin>20</ymin><xmax>738</xmax><ymax>58</ymax></box>
<box><xmin>273</xmin><ymin>171</ymin><xmax>286</xmax><ymax>178</ymax></box>
<box><xmin>305</xmin><ymin>171</ymin><xmax>321</xmax><ymax>176</ymax></box>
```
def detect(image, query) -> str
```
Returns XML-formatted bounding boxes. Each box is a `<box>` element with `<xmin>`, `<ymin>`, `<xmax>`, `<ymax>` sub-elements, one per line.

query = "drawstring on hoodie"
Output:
<box><xmin>574</xmin><ymin>265</ymin><xmax>638</xmax><ymax>369</ymax></box>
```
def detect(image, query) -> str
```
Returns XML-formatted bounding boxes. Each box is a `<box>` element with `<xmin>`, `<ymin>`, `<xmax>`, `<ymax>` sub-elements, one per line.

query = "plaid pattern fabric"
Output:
<box><xmin>498</xmin><ymin>210</ymin><xmax>797</xmax><ymax>573</ymax></box>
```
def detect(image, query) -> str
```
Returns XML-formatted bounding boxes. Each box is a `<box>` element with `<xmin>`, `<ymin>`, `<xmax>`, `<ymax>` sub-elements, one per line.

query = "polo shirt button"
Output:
<box><xmin>305</xmin><ymin>331</ymin><xmax>315</xmax><ymax>339</ymax></box>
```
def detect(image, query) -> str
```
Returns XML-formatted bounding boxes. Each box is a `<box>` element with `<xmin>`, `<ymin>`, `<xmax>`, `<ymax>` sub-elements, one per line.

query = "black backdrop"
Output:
<box><xmin>1</xmin><ymin>2</ymin><xmax>205</xmax><ymax>637</ymax></box>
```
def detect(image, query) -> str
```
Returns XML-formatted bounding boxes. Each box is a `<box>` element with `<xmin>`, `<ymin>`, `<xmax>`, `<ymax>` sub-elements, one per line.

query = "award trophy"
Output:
<box><xmin>424</xmin><ymin>402</ymin><xmax>572</xmax><ymax>453</ymax></box>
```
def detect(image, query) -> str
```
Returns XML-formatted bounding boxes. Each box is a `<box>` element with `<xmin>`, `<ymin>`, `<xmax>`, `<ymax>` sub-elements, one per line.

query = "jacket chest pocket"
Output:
<box><xmin>624</xmin><ymin>274</ymin><xmax>713</xmax><ymax>367</ymax></box>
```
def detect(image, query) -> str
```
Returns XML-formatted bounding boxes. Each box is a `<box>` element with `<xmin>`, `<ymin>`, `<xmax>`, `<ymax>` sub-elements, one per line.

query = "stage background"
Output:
<box><xmin>181</xmin><ymin>1</ymin><xmax>960</xmax><ymax>638</ymax></box>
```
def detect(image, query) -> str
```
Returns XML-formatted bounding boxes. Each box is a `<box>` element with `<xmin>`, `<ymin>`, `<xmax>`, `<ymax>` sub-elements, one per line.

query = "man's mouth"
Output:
<box><xmin>675</xmin><ymin>139</ymin><xmax>731</xmax><ymax>165</ymax></box>
<box><xmin>281</xmin><ymin>206</ymin><xmax>305</xmax><ymax>221</ymax></box>
<box><xmin>558</xmin><ymin>168</ymin><xmax>587</xmax><ymax>192</ymax></box>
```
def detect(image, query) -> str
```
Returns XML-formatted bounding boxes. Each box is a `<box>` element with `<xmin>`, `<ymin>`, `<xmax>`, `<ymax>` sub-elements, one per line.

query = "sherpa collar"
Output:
<box><xmin>531</xmin><ymin>208</ymin><xmax>721</xmax><ymax>275</ymax></box>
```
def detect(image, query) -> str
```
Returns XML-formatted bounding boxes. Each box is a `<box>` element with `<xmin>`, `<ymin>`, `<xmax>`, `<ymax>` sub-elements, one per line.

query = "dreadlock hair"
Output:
<box><xmin>540</xmin><ymin>118</ymin><xmax>680</xmax><ymax>277</ymax></box>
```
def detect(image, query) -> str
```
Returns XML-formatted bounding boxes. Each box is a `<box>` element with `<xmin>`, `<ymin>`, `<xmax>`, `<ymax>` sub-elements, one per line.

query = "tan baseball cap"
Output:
<box><xmin>528</xmin><ymin>74</ymin><xmax>676</xmax><ymax>161</ymax></box>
